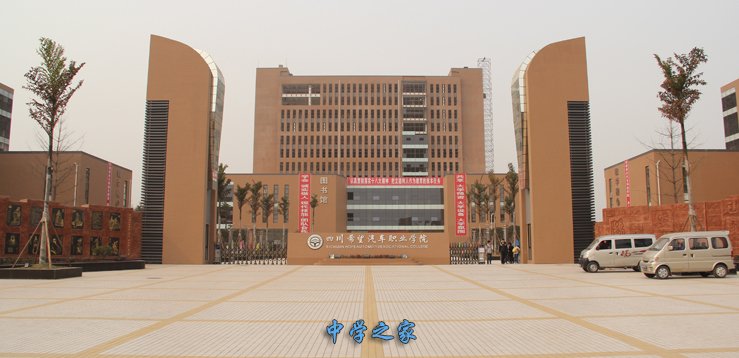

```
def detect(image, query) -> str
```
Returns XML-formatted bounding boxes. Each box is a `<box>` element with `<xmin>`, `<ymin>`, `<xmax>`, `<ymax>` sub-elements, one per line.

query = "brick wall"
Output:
<box><xmin>595</xmin><ymin>196</ymin><xmax>739</xmax><ymax>256</ymax></box>
<box><xmin>0</xmin><ymin>197</ymin><xmax>141</xmax><ymax>263</ymax></box>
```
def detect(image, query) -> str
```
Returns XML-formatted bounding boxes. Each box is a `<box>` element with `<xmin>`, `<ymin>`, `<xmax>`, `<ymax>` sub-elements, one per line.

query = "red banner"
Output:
<box><xmin>624</xmin><ymin>160</ymin><xmax>631</xmax><ymax>207</ymax></box>
<box><xmin>346</xmin><ymin>177</ymin><xmax>443</xmax><ymax>186</ymax></box>
<box><xmin>106</xmin><ymin>162</ymin><xmax>112</xmax><ymax>206</ymax></box>
<box><xmin>454</xmin><ymin>174</ymin><xmax>467</xmax><ymax>236</ymax></box>
<box><xmin>299</xmin><ymin>173</ymin><xmax>311</xmax><ymax>233</ymax></box>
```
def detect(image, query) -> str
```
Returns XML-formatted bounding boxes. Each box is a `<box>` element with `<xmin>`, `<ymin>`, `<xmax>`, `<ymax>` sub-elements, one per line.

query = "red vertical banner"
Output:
<box><xmin>106</xmin><ymin>162</ymin><xmax>112</xmax><ymax>206</ymax></box>
<box><xmin>299</xmin><ymin>173</ymin><xmax>311</xmax><ymax>233</ymax></box>
<box><xmin>455</xmin><ymin>173</ymin><xmax>467</xmax><ymax>236</ymax></box>
<box><xmin>624</xmin><ymin>160</ymin><xmax>631</xmax><ymax>207</ymax></box>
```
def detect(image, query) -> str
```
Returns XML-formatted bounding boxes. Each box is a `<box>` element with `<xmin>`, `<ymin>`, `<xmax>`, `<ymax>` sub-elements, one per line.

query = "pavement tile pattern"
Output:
<box><xmin>0</xmin><ymin>263</ymin><xmax>738</xmax><ymax>357</ymax></box>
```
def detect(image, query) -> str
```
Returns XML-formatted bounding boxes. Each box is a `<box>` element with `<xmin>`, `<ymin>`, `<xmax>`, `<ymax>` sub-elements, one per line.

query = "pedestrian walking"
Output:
<box><xmin>485</xmin><ymin>240</ymin><xmax>494</xmax><ymax>264</ymax></box>
<box><xmin>499</xmin><ymin>241</ymin><xmax>507</xmax><ymax>264</ymax></box>
<box><xmin>512</xmin><ymin>245</ymin><xmax>520</xmax><ymax>264</ymax></box>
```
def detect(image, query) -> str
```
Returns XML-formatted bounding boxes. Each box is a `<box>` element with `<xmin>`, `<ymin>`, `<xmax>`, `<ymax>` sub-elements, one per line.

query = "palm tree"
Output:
<box><xmin>505</xmin><ymin>163</ymin><xmax>519</xmax><ymax>243</ymax></box>
<box><xmin>216</xmin><ymin>163</ymin><xmax>231</xmax><ymax>250</ymax></box>
<box><xmin>261</xmin><ymin>194</ymin><xmax>275</xmax><ymax>249</ymax></box>
<box><xmin>654</xmin><ymin>47</ymin><xmax>707</xmax><ymax>231</ymax></box>
<box><xmin>24</xmin><ymin>37</ymin><xmax>85</xmax><ymax>266</ymax></box>
<box><xmin>247</xmin><ymin>181</ymin><xmax>263</xmax><ymax>249</ymax></box>
<box><xmin>310</xmin><ymin>194</ymin><xmax>318</xmax><ymax>232</ymax></box>
<box><xmin>469</xmin><ymin>181</ymin><xmax>487</xmax><ymax>244</ymax></box>
<box><xmin>278</xmin><ymin>195</ymin><xmax>289</xmax><ymax>242</ymax></box>
<box><xmin>234</xmin><ymin>183</ymin><xmax>249</xmax><ymax>248</ymax></box>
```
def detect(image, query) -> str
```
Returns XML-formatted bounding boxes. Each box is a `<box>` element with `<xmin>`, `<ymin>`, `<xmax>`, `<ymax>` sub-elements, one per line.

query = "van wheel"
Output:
<box><xmin>633</xmin><ymin>265</ymin><xmax>641</xmax><ymax>272</ymax></box>
<box><xmin>586</xmin><ymin>261</ymin><xmax>599</xmax><ymax>273</ymax></box>
<box><xmin>644</xmin><ymin>273</ymin><xmax>655</xmax><ymax>278</ymax></box>
<box><xmin>713</xmin><ymin>264</ymin><xmax>728</xmax><ymax>278</ymax></box>
<box><xmin>655</xmin><ymin>265</ymin><xmax>671</xmax><ymax>279</ymax></box>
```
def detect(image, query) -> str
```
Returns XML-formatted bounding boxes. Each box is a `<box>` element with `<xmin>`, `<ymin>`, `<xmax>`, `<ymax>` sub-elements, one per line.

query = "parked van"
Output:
<box><xmin>640</xmin><ymin>231</ymin><xmax>733</xmax><ymax>279</ymax></box>
<box><xmin>580</xmin><ymin>234</ymin><xmax>656</xmax><ymax>272</ymax></box>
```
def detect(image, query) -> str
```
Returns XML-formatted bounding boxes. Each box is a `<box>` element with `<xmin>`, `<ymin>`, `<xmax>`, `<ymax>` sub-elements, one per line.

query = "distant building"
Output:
<box><xmin>604</xmin><ymin>149</ymin><xmax>739</xmax><ymax>208</ymax></box>
<box><xmin>721</xmin><ymin>79</ymin><xmax>739</xmax><ymax>150</ymax></box>
<box><xmin>0</xmin><ymin>82</ymin><xmax>13</xmax><ymax>151</ymax></box>
<box><xmin>511</xmin><ymin>37</ymin><xmax>595</xmax><ymax>264</ymax></box>
<box><xmin>253</xmin><ymin>66</ymin><xmax>486</xmax><ymax>177</ymax></box>
<box><xmin>0</xmin><ymin>151</ymin><xmax>131</xmax><ymax>207</ymax></box>
<box><xmin>140</xmin><ymin>35</ymin><xmax>225</xmax><ymax>264</ymax></box>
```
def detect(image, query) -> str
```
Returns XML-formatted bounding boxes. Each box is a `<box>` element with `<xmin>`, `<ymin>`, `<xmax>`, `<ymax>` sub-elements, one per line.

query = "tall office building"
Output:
<box><xmin>0</xmin><ymin>82</ymin><xmax>12</xmax><ymax>151</ymax></box>
<box><xmin>140</xmin><ymin>35</ymin><xmax>225</xmax><ymax>264</ymax></box>
<box><xmin>253</xmin><ymin>67</ymin><xmax>485</xmax><ymax>177</ymax></box>
<box><xmin>721</xmin><ymin>79</ymin><xmax>739</xmax><ymax>150</ymax></box>
<box><xmin>511</xmin><ymin>37</ymin><xmax>594</xmax><ymax>263</ymax></box>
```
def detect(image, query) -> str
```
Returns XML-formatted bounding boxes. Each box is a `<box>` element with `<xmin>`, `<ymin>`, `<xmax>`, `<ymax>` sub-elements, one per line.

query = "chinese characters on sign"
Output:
<box><xmin>327</xmin><ymin>319</ymin><xmax>416</xmax><ymax>344</ymax></box>
<box><xmin>454</xmin><ymin>173</ymin><xmax>467</xmax><ymax>236</ymax></box>
<box><xmin>319</xmin><ymin>176</ymin><xmax>329</xmax><ymax>205</ymax></box>
<box><xmin>321</xmin><ymin>233</ymin><xmax>429</xmax><ymax>248</ymax></box>
<box><xmin>346</xmin><ymin>177</ymin><xmax>443</xmax><ymax>186</ymax></box>
<box><xmin>299</xmin><ymin>173</ymin><xmax>311</xmax><ymax>233</ymax></box>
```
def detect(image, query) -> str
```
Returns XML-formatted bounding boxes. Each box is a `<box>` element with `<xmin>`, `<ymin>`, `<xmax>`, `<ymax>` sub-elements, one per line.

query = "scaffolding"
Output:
<box><xmin>477</xmin><ymin>57</ymin><xmax>494</xmax><ymax>172</ymax></box>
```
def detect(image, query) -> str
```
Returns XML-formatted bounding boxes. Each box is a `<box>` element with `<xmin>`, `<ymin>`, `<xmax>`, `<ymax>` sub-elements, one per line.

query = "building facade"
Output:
<box><xmin>0</xmin><ymin>151</ymin><xmax>131</xmax><ymax>208</ymax></box>
<box><xmin>253</xmin><ymin>66</ymin><xmax>486</xmax><ymax>178</ymax></box>
<box><xmin>140</xmin><ymin>35</ymin><xmax>225</xmax><ymax>264</ymax></box>
<box><xmin>511</xmin><ymin>37</ymin><xmax>595</xmax><ymax>263</ymax></box>
<box><xmin>225</xmin><ymin>173</ymin><xmax>512</xmax><ymax>262</ymax></box>
<box><xmin>0</xmin><ymin>82</ymin><xmax>12</xmax><ymax>151</ymax></box>
<box><xmin>721</xmin><ymin>79</ymin><xmax>739</xmax><ymax>150</ymax></box>
<box><xmin>604</xmin><ymin>149</ymin><xmax>739</xmax><ymax>208</ymax></box>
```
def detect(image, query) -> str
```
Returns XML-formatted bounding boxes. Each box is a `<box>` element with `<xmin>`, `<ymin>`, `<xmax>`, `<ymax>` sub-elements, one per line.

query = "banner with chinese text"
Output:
<box><xmin>299</xmin><ymin>173</ymin><xmax>311</xmax><ymax>233</ymax></box>
<box><xmin>454</xmin><ymin>174</ymin><xmax>467</xmax><ymax>236</ymax></box>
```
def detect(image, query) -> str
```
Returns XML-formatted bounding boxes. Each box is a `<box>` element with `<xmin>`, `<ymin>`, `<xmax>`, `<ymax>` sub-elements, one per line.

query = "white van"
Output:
<box><xmin>579</xmin><ymin>234</ymin><xmax>656</xmax><ymax>272</ymax></box>
<box><xmin>640</xmin><ymin>231</ymin><xmax>733</xmax><ymax>279</ymax></box>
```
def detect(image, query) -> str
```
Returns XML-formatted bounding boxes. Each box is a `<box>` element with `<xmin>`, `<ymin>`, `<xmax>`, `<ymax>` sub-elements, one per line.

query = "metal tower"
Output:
<box><xmin>477</xmin><ymin>57</ymin><xmax>494</xmax><ymax>172</ymax></box>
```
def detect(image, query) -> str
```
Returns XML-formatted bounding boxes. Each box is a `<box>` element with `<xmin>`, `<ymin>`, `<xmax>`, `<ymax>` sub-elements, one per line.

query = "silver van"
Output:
<box><xmin>640</xmin><ymin>231</ymin><xmax>733</xmax><ymax>279</ymax></box>
<box><xmin>579</xmin><ymin>234</ymin><xmax>656</xmax><ymax>272</ymax></box>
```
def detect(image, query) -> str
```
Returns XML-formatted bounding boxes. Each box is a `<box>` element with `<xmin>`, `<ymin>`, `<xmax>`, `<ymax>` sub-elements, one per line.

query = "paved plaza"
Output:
<box><xmin>1</xmin><ymin>264</ymin><xmax>738</xmax><ymax>358</ymax></box>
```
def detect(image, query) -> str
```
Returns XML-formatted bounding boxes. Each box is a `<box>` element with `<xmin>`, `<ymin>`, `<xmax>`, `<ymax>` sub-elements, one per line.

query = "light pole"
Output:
<box><xmin>73</xmin><ymin>162</ymin><xmax>79</xmax><ymax>207</ymax></box>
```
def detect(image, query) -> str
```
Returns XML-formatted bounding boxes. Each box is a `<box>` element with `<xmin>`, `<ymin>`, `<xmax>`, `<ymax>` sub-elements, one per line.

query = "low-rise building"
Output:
<box><xmin>604</xmin><ymin>149</ymin><xmax>739</xmax><ymax>208</ymax></box>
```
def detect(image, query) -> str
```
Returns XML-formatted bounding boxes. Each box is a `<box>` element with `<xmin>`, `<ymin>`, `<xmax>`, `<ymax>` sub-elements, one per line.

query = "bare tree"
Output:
<box><xmin>504</xmin><ymin>163</ymin><xmax>519</xmax><ymax>243</ymax></box>
<box><xmin>23</xmin><ymin>37</ymin><xmax>85</xmax><ymax>266</ymax></box>
<box><xmin>654</xmin><ymin>47</ymin><xmax>708</xmax><ymax>231</ymax></box>
<box><xmin>487</xmin><ymin>171</ymin><xmax>503</xmax><ymax>246</ymax></box>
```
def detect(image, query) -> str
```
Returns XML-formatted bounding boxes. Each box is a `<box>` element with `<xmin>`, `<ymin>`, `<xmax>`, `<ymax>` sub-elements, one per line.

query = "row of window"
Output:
<box><xmin>282</xmin><ymin>82</ymin><xmax>458</xmax><ymax>95</ymax></box>
<box><xmin>278</xmin><ymin>161</ymin><xmax>460</xmax><ymax>176</ymax></box>
<box><xmin>347</xmin><ymin>209</ymin><xmax>444</xmax><ymax>226</ymax></box>
<box><xmin>280</xmin><ymin>109</ymin><xmax>458</xmax><ymax>121</ymax></box>
<box><xmin>284</xmin><ymin>94</ymin><xmax>460</xmax><ymax>107</ymax></box>
<box><xmin>279</xmin><ymin>120</ymin><xmax>459</xmax><ymax>133</ymax></box>
<box><xmin>279</xmin><ymin>147</ymin><xmax>460</xmax><ymax>160</ymax></box>
<box><xmin>279</xmin><ymin>135</ymin><xmax>459</xmax><ymax>146</ymax></box>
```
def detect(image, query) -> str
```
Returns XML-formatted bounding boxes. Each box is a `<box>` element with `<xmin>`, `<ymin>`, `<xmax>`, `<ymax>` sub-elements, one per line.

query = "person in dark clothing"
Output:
<box><xmin>507</xmin><ymin>242</ymin><xmax>514</xmax><ymax>264</ymax></box>
<box><xmin>499</xmin><ymin>241</ymin><xmax>507</xmax><ymax>264</ymax></box>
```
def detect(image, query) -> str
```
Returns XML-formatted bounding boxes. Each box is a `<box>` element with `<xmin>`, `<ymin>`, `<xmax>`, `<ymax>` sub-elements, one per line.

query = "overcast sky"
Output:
<box><xmin>3</xmin><ymin>0</ymin><xmax>737</xmax><ymax>220</ymax></box>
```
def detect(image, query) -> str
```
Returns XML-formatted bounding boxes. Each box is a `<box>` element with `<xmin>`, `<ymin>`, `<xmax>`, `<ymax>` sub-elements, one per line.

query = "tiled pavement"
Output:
<box><xmin>1</xmin><ymin>264</ymin><xmax>738</xmax><ymax>357</ymax></box>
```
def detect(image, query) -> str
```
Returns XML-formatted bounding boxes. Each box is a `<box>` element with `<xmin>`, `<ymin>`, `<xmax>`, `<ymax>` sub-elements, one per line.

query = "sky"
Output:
<box><xmin>3</xmin><ymin>0</ymin><xmax>738</xmax><ymax>220</ymax></box>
